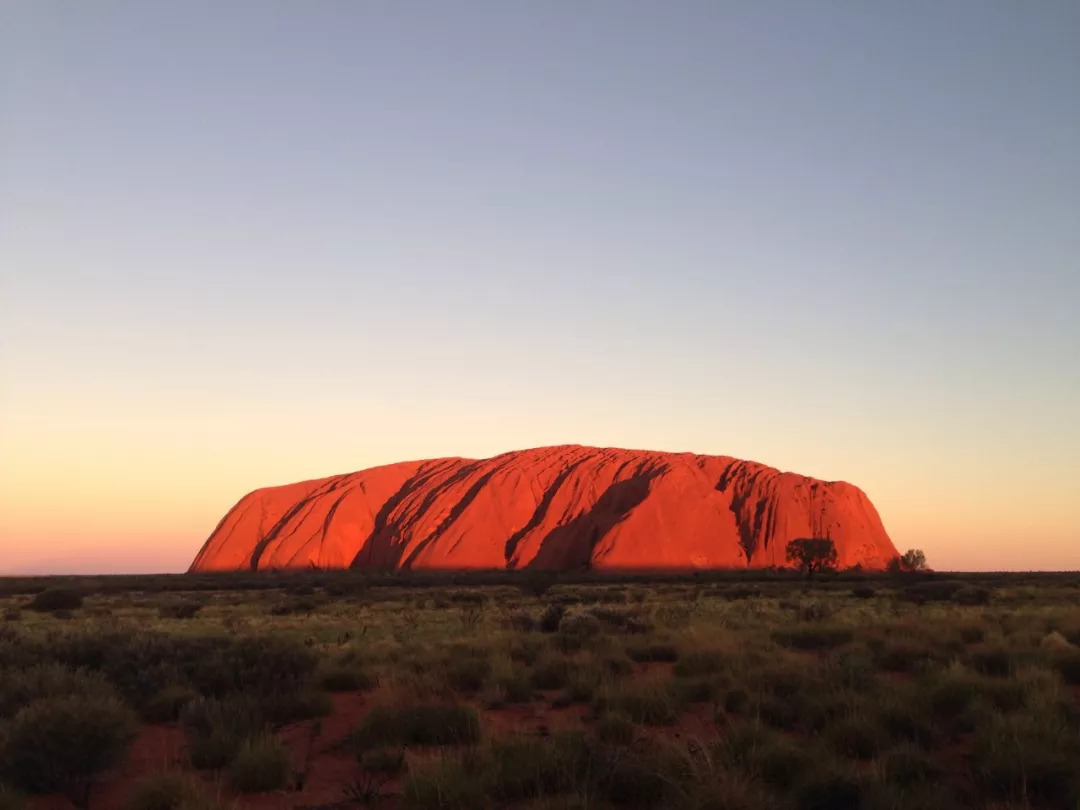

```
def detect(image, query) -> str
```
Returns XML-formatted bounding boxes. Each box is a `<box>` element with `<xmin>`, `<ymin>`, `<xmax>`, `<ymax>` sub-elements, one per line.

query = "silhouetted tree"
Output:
<box><xmin>785</xmin><ymin>537</ymin><xmax>839</xmax><ymax>575</ymax></box>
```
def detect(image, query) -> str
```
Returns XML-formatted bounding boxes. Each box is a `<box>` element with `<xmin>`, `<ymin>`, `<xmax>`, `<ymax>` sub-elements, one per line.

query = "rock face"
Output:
<box><xmin>189</xmin><ymin>446</ymin><xmax>897</xmax><ymax>572</ymax></box>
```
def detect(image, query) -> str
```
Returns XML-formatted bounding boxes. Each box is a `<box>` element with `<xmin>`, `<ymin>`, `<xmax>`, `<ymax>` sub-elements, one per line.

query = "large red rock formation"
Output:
<box><xmin>189</xmin><ymin>446</ymin><xmax>897</xmax><ymax>572</ymax></box>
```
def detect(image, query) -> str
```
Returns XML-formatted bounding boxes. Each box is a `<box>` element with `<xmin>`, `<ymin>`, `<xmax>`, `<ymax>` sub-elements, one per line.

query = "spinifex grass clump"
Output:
<box><xmin>351</xmin><ymin>703</ymin><xmax>481</xmax><ymax>750</ymax></box>
<box><xmin>227</xmin><ymin>734</ymin><xmax>291</xmax><ymax>793</ymax></box>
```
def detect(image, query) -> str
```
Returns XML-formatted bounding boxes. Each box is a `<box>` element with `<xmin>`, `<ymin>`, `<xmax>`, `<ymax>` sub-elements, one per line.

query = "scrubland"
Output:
<box><xmin>1</xmin><ymin>570</ymin><xmax>1079</xmax><ymax>810</ymax></box>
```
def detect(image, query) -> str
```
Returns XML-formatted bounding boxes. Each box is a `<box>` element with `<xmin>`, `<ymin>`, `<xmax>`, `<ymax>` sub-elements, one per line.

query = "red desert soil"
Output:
<box><xmin>191</xmin><ymin>445</ymin><xmax>898</xmax><ymax>572</ymax></box>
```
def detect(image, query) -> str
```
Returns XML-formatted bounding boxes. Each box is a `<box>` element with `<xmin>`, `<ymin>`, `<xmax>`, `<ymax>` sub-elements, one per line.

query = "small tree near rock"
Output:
<box><xmin>785</xmin><ymin>538</ymin><xmax>839</xmax><ymax>575</ymax></box>
<box><xmin>900</xmin><ymin>549</ymin><xmax>928</xmax><ymax>572</ymax></box>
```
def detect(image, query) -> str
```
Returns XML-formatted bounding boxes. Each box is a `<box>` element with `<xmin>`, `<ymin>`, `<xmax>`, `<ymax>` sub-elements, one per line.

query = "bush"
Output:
<box><xmin>794</xmin><ymin>767</ymin><xmax>865</xmax><ymax>810</ymax></box>
<box><xmin>2</xmin><ymin>609</ymin><xmax>20</xmax><ymax>623</ymax></box>
<box><xmin>228</xmin><ymin>735</ymin><xmax>290</xmax><ymax>793</ymax></box>
<box><xmin>625</xmin><ymin>642</ymin><xmax>678</xmax><ymax>662</ymax></box>
<box><xmin>771</xmin><ymin>625</ymin><xmax>853</xmax><ymax>651</ymax></box>
<box><xmin>0</xmin><ymin>664</ymin><xmax>115</xmax><ymax>720</ymax></box>
<box><xmin>403</xmin><ymin>753</ymin><xmax>490</xmax><ymax>810</ymax></box>
<box><xmin>883</xmin><ymin>744</ymin><xmax>942</xmax><ymax>788</ymax></box>
<box><xmin>596</xmin><ymin>681</ymin><xmax>677</xmax><ymax>726</ymax></box>
<box><xmin>352</xmin><ymin>704</ymin><xmax>481</xmax><ymax>750</ymax></box>
<box><xmin>673</xmin><ymin>649</ymin><xmax>725</xmax><ymax>678</ymax></box>
<box><xmin>122</xmin><ymin>773</ymin><xmax>223</xmax><ymax>810</ymax></box>
<box><xmin>140</xmin><ymin>685</ymin><xmax>198</xmax><ymax>723</ymax></box>
<box><xmin>954</xmin><ymin>586</ymin><xmax>992</xmax><ymax>606</ymax></box>
<box><xmin>595</xmin><ymin>713</ymin><xmax>636</xmax><ymax>745</ymax></box>
<box><xmin>1</xmin><ymin>695</ymin><xmax>136</xmax><ymax>805</ymax></box>
<box><xmin>970</xmin><ymin>713</ymin><xmax>1079</xmax><ymax>807</ymax></box>
<box><xmin>319</xmin><ymin>664</ymin><xmax>375</xmax><ymax>692</ymax></box>
<box><xmin>538</xmin><ymin>604</ymin><xmax>566</xmax><ymax>633</ymax></box>
<box><xmin>26</xmin><ymin>588</ymin><xmax>83</xmax><ymax>613</ymax></box>
<box><xmin>850</xmin><ymin>586</ymin><xmax>876</xmax><ymax>599</ymax></box>
<box><xmin>504</xmin><ymin>611</ymin><xmax>535</xmax><ymax>632</ymax></box>
<box><xmin>360</xmin><ymin>747</ymin><xmax>406</xmax><ymax>776</ymax></box>
<box><xmin>268</xmin><ymin>597</ymin><xmax>320</xmax><ymax>616</ymax></box>
<box><xmin>555</xmin><ymin>612</ymin><xmax>602</xmax><ymax>651</ymax></box>
<box><xmin>1053</xmin><ymin>649</ymin><xmax>1080</xmax><ymax>685</ymax></box>
<box><xmin>487</xmin><ymin>734</ymin><xmax>592</xmax><ymax>802</ymax></box>
<box><xmin>189</xmin><ymin>635</ymin><xmax>317</xmax><ymax>697</ymax></box>
<box><xmin>529</xmin><ymin>654</ymin><xmax>571</xmax><ymax>690</ymax></box>
<box><xmin>445</xmin><ymin>656</ymin><xmax>492</xmax><ymax>694</ymax></box>
<box><xmin>826</xmin><ymin>716</ymin><xmax>887</xmax><ymax>760</ymax></box>
<box><xmin>158</xmin><ymin>602</ymin><xmax>202</xmax><ymax>620</ymax></box>
<box><xmin>181</xmin><ymin>696</ymin><xmax>264</xmax><ymax>770</ymax></box>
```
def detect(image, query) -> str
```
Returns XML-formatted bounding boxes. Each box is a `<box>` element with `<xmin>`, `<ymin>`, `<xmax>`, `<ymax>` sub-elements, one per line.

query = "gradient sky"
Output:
<box><xmin>2</xmin><ymin>1</ymin><xmax>1078</xmax><ymax>574</ymax></box>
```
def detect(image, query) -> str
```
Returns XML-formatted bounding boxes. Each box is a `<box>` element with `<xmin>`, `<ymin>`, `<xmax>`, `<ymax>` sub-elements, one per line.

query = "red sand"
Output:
<box><xmin>191</xmin><ymin>445</ymin><xmax>898</xmax><ymax>572</ymax></box>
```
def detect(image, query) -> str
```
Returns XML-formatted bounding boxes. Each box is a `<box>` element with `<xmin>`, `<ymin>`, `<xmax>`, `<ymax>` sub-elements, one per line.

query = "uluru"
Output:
<box><xmin>190</xmin><ymin>446</ymin><xmax>897</xmax><ymax>572</ymax></box>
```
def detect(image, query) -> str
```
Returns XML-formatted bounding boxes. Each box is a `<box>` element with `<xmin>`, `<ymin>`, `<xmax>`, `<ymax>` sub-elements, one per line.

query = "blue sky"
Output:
<box><xmin>2</xmin><ymin>1</ymin><xmax>1078</xmax><ymax>572</ymax></box>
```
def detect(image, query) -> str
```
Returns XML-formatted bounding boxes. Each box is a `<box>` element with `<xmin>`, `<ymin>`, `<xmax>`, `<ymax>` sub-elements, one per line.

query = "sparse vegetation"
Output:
<box><xmin>0</xmin><ymin>569</ymin><xmax>1077</xmax><ymax>809</ymax></box>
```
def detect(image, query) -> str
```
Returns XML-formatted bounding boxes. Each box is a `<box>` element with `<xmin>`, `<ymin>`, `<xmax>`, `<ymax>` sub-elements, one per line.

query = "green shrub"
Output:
<box><xmin>403</xmin><ymin>753</ymin><xmax>490</xmax><ymax>810</ymax></box>
<box><xmin>181</xmin><ymin>696</ymin><xmax>264</xmax><ymax>770</ymax></box>
<box><xmin>319</xmin><ymin>664</ymin><xmax>375</xmax><ymax>692</ymax></box>
<box><xmin>882</xmin><ymin>744</ymin><xmax>942</xmax><ymax>788</ymax></box>
<box><xmin>954</xmin><ymin>586</ymin><xmax>992</xmax><ymax>606</ymax></box>
<box><xmin>872</xmin><ymin>640</ymin><xmax>941</xmax><ymax>673</ymax></box>
<box><xmin>360</xmin><ymin>747</ymin><xmax>406</xmax><ymax>775</ymax></box>
<box><xmin>158</xmin><ymin>602</ymin><xmax>202</xmax><ymax>620</ymax></box>
<box><xmin>189</xmin><ymin>635</ymin><xmax>317</xmax><ymax>697</ymax></box>
<box><xmin>959</xmin><ymin>624</ymin><xmax>987</xmax><ymax>644</ymax></box>
<box><xmin>794</xmin><ymin>768</ymin><xmax>865</xmax><ymax>810</ymax></box>
<box><xmin>721</xmin><ymin>722</ymin><xmax>812</xmax><ymax>790</ymax></box>
<box><xmin>1053</xmin><ymin>649</ymin><xmax>1080</xmax><ymax>684</ymax></box>
<box><xmin>487</xmin><ymin>733</ymin><xmax>592</xmax><ymax>801</ymax></box>
<box><xmin>672</xmin><ymin>648</ymin><xmax>725</xmax><ymax>678</ymax></box>
<box><xmin>538</xmin><ymin>605</ymin><xmax>566</xmax><ymax>633</ymax></box>
<box><xmin>228</xmin><ymin>735</ymin><xmax>290</xmax><ymax>793</ymax></box>
<box><xmin>595</xmin><ymin>713</ymin><xmax>635</xmax><ymax>745</ymax></box>
<box><xmin>121</xmin><ymin>773</ymin><xmax>223</xmax><ymax>810</ymax></box>
<box><xmin>352</xmin><ymin>703</ymin><xmax>481</xmax><ymax>749</ymax></box>
<box><xmin>489</xmin><ymin>671</ymin><xmax>533</xmax><ymax>706</ymax></box>
<box><xmin>669</xmin><ymin>676</ymin><xmax>719</xmax><ymax>705</ymax></box>
<box><xmin>268</xmin><ymin>597</ymin><xmax>320</xmax><ymax>616</ymax></box>
<box><xmin>561</xmin><ymin>662</ymin><xmax>602</xmax><ymax>704</ymax></box>
<box><xmin>970</xmin><ymin>713</ymin><xmax>1079</xmax><ymax>807</ymax></box>
<box><xmin>0</xmin><ymin>664</ymin><xmax>115</xmax><ymax>720</ymax></box>
<box><xmin>596</xmin><ymin>681</ymin><xmax>677</xmax><ymax>726</ymax></box>
<box><xmin>504</xmin><ymin>611</ymin><xmax>535</xmax><ymax>632</ymax></box>
<box><xmin>825</xmin><ymin>716</ymin><xmax>887</xmax><ymax>760</ymax></box>
<box><xmin>141</xmin><ymin>685</ymin><xmax>198</xmax><ymax>723</ymax></box>
<box><xmin>966</xmin><ymin>645</ymin><xmax>1016</xmax><ymax>677</ymax></box>
<box><xmin>445</xmin><ymin>656</ymin><xmax>492</xmax><ymax>694</ymax></box>
<box><xmin>0</xmin><ymin>695</ymin><xmax>136</xmax><ymax>805</ymax></box>
<box><xmin>529</xmin><ymin>654</ymin><xmax>571</xmax><ymax>690</ymax></box>
<box><xmin>771</xmin><ymin>625</ymin><xmax>853</xmax><ymax>652</ymax></box>
<box><xmin>555</xmin><ymin>612</ymin><xmax>602</xmax><ymax>651</ymax></box>
<box><xmin>625</xmin><ymin>642</ymin><xmax>678</xmax><ymax>662</ymax></box>
<box><xmin>876</xmin><ymin>699</ymin><xmax>936</xmax><ymax>748</ymax></box>
<box><xmin>26</xmin><ymin>588</ymin><xmax>83</xmax><ymax>612</ymax></box>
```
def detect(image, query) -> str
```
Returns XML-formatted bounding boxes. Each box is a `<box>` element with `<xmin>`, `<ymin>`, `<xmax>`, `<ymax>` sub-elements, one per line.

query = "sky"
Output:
<box><xmin>1</xmin><ymin>1</ymin><xmax>1078</xmax><ymax>574</ymax></box>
